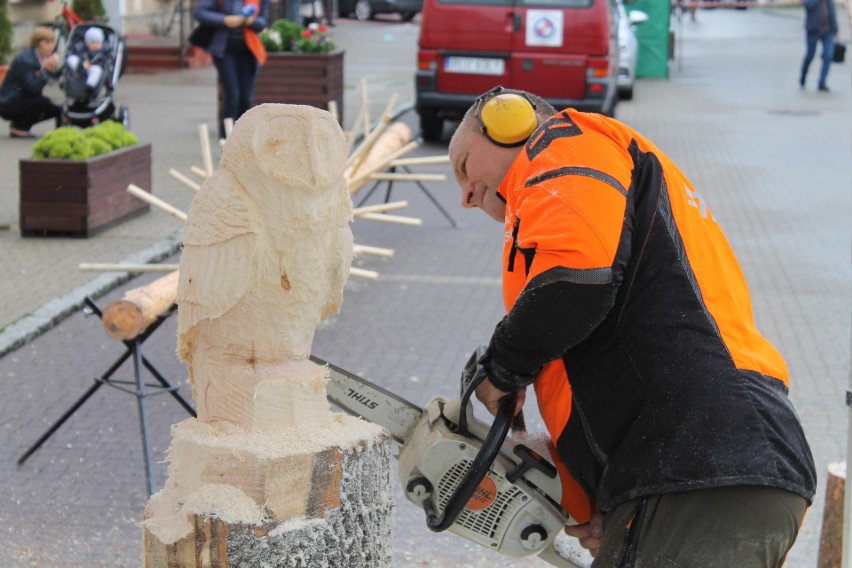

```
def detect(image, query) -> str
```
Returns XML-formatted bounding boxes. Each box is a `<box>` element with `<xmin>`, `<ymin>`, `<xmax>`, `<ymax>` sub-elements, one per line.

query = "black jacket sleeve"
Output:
<box><xmin>485</xmin><ymin>267</ymin><xmax>616</xmax><ymax>392</ymax></box>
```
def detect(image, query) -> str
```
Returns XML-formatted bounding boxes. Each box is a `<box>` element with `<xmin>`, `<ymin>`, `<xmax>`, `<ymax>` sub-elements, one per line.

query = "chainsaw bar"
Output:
<box><xmin>310</xmin><ymin>355</ymin><xmax>424</xmax><ymax>443</ymax></box>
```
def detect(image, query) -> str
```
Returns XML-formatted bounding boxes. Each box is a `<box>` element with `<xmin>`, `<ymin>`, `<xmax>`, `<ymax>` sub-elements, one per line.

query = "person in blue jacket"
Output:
<box><xmin>194</xmin><ymin>0</ymin><xmax>270</xmax><ymax>139</ymax></box>
<box><xmin>800</xmin><ymin>0</ymin><xmax>838</xmax><ymax>91</ymax></box>
<box><xmin>0</xmin><ymin>27</ymin><xmax>62</xmax><ymax>138</ymax></box>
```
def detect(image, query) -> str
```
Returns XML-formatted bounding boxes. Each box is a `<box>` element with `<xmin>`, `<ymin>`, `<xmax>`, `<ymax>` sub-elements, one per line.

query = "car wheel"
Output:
<box><xmin>618</xmin><ymin>86</ymin><xmax>633</xmax><ymax>101</ymax></box>
<box><xmin>400</xmin><ymin>11</ymin><xmax>417</xmax><ymax>21</ymax></box>
<box><xmin>419</xmin><ymin>111</ymin><xmax>443</xmax><ymax>143</ymax></box>
<box><xmin>354</xmin><ymin>0</ymin><xmax>373</xmax><ymax>20</ymax></box>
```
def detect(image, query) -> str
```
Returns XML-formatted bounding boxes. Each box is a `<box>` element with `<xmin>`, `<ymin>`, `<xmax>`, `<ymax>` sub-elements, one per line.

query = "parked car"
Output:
<box><xmin>338</xmin><ymin>0</ymin><xmax>422</xmax><ymax>21</ymax></box>
<box><xmin>415</xmin><ymin>0</ymin><xmax>619</xmax><ymax>142</ymax></box>
<box><xmin>615</xmin><ymin>0</ymin><xmax>647</xmax><ymax>100</ymax></box>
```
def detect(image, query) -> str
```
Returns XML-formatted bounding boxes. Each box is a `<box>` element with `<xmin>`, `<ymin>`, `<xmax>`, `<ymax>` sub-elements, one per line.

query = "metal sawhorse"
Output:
<box><xmin>17</xmin><ymin>296</ymin><xmax>196</xmax><ymax>497</ymax></box>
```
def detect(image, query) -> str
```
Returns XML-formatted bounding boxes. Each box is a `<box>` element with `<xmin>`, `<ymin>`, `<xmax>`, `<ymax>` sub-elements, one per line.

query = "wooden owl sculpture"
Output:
<box><xmin>176</xmin><ymin>104</ymin><xmax>353</xmax><ymax>426</ymax></box>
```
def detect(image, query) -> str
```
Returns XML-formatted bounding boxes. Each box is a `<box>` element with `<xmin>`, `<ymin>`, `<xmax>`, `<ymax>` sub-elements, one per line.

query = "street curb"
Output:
<box><xmin>0</xmin><ymin>230</ymin><xmax>184</xmax><ymax>359</ymax></box>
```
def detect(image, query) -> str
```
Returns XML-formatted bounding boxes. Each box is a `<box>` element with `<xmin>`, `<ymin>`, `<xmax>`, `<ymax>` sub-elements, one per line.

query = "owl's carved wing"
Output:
<box><xmin>177</xmin><ymin>169</ymin><xmax>258</xmax><ymax>343</ymax></box>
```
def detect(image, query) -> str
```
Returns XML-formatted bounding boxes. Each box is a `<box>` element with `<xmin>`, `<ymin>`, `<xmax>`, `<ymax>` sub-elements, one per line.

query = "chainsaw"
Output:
<box><xmin>310</xmin><ymin>348</ymin><xmax>589</xmax><ymax>568</ymax></box>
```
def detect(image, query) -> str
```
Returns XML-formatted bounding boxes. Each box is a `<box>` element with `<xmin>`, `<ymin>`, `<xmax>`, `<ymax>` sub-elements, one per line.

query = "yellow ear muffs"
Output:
<box><xmin>478</xmin><ymin>93</ymin><xmax>538</xmax><ymax>148</ymax></box>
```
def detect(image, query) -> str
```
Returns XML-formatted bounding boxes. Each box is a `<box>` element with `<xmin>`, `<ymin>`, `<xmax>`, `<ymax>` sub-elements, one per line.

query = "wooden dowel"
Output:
<box><xmin>389</xmin><ymin>155</ymin><xmax>450</xmax><ymax>167</ymax></box>
<box><xmin>346</xmin><ymin>93</ymin><xmax>401</xmax><ymax>171</ymax></box>
<box><xmin>169</xmin><ymin>169</ymin><xmax>201</xmax><ymax>192</ymax></box>
<box><xmin>350</xmin><ymin>267</ymin><xmax>379</xmax><ymax>280</ymax></box>
<box><xmin>357</xmin><ymin>212</ymin><xmax>422</xmax><ymax>226</ymax></box>
<box><xmin>354</xmin><ymin>244</ymin><xmax>394</xmax><ymax>257</ymax></box>
<box><xmin>328</xmin><ymin>100</ymin><xmax>339</xmax><ymax>123</ymax></box>
<box><xmin>191</xmin><ymin>166</ymin><xmax>209</xmax><ymax>180</ymax></box>
<box><xmin>199</xmin><ymin>123</ymin><xmax>214</xmax><ymax>176</ymax></box>
<box><xmin>369</xmin><ymin>173</ymin><xmax>446</xmax><ymax>182</ymax></box>
<box><xmin>79</xmin><ymin>263</ymin><xmax>180</xmax><ymax>272</ymax></box>
<box><xmin>352</xmin><ymin>201</ymin><xmax>409</xmax><ymax>216</ymax></box>
<box><xmin>348</xmin><ymin>140</ymin><xmax>419</xmax><ymax>191</ymax></box>
<box><xmin>102</xmin><ymin>271</ymin><xmax>180</xmax><ymax>340</ymax></box>
<box><xmin>359</xmin><ymin>79</ymin><xmax>370</xmax><ymax>137</ymax></box>
<box><xmin>346</xmin><ymin>102</ymin><xmax>368</xmax><ymax>153</ymax></box>
<box><xmin>127</xmin><ymin>184</ymin><xmax>188</xmax><ymax>222</ymax></box>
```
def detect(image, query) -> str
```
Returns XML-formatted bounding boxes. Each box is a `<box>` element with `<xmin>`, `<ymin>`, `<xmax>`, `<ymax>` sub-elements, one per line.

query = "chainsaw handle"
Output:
<box><xmin>424</xmin><ymin>390</ymin><xmax>516</xmax><ymax>533</ymax></box>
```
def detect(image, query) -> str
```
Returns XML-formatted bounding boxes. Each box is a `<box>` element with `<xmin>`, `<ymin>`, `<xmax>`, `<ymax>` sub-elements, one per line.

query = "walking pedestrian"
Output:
<box><xmin>448</xmin><ymin>86</ymin><xmax>817</xmax><ymax>566</ymax></box>
<box><xmin>800</xmin><ymin>0</ymin><xmax>838</xmax><ymax>91</ymax></box>
<box><xmin>194</xmin><ymin>0</ymin><xmax>269</xmax><ymax>139</ymax></box>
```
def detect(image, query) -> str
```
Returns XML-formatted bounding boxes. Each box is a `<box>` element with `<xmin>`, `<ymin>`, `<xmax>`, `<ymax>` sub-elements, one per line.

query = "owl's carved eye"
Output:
<box><xmin>281</xmin><ymin>273</ymin><xmax>291</xmax><ymax>291</ymax></box>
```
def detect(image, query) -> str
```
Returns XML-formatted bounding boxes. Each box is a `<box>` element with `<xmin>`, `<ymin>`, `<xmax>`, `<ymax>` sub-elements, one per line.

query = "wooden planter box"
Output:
<box><xmin>19</xmin><ymin>143</ymin><xmax>152</xmax><ymax>238</ymax></box>
<box><xmin>253</xmin><ymin>48</ymin><xmax>344</xmax><ymax>123</ymax></box>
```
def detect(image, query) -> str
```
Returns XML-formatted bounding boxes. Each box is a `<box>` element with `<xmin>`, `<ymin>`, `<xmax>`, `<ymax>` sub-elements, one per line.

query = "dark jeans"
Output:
<box><xmin>592</xmin><ymin>486</ymin><xmax>808</xmax><ymax>567</ymax></box>
<box><xmin>214</xmin><ymin>35</ymin><xmax>259</xmax><ymax>139</ymax></box>
<box><xmin>801</xmin><ymin>31</ymin><xmax>835</xmax><ymax>87</ymax></box>
<box><xmin>0</xmin><ymin>95</ymin><xmax>61</xmax><ymax>132</ymax></box>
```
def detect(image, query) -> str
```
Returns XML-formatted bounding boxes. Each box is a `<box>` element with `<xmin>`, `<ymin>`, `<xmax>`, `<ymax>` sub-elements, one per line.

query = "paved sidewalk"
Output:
<box><xmin>1</xmin><ymin>7</ymin><xmax>850</xmax><ymax>567</ymax></box>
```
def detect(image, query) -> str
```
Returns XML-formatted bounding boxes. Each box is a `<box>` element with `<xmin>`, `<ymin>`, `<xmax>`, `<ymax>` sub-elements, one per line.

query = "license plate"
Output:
<box><xmin>444</xmin><ymin>56</ymin><xmax>505</xmax><ymax>76</ymax></box>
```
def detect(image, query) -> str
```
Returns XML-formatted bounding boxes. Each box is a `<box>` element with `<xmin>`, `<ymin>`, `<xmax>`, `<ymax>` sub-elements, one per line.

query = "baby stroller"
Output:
<box><xmin>60</xmin><ymin>23</ymin><xmax>129</xmax><ymax>129</ymax></box>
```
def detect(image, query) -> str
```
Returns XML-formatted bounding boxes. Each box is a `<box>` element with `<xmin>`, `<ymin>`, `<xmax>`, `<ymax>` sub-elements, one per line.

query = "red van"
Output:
<box><xmin>414</xmin><ymin>0</ymin><xmax>619</xmax><ymax>141</ymax></box>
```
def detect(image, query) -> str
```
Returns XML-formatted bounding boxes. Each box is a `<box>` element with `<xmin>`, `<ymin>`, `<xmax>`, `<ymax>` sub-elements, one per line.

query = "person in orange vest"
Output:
<box><xmin>448</xmin><ymin>87</ymin><xmax>816</xmax><ymax>566</ymax></box>
<box><xmin>195</xmin><ymin>0</ymin><xmax>268</xmax><ymax>139</ymax></box>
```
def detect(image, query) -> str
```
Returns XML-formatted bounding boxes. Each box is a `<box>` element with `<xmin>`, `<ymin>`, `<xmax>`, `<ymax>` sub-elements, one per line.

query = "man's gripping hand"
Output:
<box><xmin>474</xmin><ymin>378</ymin><xmax>526</xmax><ymax>417</ymax></box>
<box><xmin>564</xmin><ymin>511</ymin><xmax>603</xmax><ymax>557</ymax></box>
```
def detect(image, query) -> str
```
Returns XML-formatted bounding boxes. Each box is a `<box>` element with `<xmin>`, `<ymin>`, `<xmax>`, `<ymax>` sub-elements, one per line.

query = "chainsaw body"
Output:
<box><xmin>398</xmin><ymin>396</ymin><xmax>581</xmax><ymax>567</ymax></box>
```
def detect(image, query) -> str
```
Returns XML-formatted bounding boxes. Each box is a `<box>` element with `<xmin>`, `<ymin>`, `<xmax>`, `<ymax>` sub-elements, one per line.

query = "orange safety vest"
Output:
<box><xmin>488</xmin><ymin>109</ymin><xmax>815</xmax><ymax>519</ymax></box>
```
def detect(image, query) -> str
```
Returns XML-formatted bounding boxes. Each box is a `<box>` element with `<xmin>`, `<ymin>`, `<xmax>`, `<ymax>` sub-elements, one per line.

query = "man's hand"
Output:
<box><xmin>474</xmin><ymin>378</ymin><xmax>526</xmax><ymax>416</ymax></box>
<box><xmin>224</xmin><ymin>14</ymin><xmax>246</xmax><ymax>27</ymax></box>
<box><xmin>564</xmin><ymin>511</ymin><xmax>603</xmax><ymax>557</ymax></box>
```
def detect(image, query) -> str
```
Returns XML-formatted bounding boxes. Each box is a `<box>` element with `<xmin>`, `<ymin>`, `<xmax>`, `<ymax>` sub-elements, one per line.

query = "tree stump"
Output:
<box><xmin>817</xmin><ymin>461</ymin><xmax>846</xmax><ymax>568</ymax></box>
<box><xmin>141</xmin><ymin>104</ymin><xmax>394</xmax><ymax>567</ymax></box>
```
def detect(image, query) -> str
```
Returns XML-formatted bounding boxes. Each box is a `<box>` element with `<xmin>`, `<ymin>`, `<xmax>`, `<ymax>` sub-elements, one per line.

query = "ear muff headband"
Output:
<box><xmin>478</xmin><ymin>93</ymin><xmax>537</xmax><ymax>147</ymax></box>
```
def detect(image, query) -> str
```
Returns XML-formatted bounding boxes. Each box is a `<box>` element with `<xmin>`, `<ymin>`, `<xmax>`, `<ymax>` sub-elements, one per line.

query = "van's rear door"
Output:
<box><xmin>424</xmin><ymin>0</ymin><xmax>515</xmax><ymax>95</ymax></box>
<box><xmin>509</xmin><ymin>0</ymin><xmax>603</xmax><ymax>100</ymax></box>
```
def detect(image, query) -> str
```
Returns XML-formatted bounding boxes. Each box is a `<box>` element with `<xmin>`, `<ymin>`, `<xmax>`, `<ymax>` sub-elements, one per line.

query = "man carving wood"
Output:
<box><xmin>142</xmin><ymin>104</ymin><xmax>394</xmax><ymax>567</ymax></box>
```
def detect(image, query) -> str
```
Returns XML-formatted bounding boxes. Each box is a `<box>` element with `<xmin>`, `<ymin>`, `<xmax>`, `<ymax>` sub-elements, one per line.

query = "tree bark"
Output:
<box><xmin>818</xmin><ymin>461</ymin><xmax>846</xmax><ymax>568</ymax></box>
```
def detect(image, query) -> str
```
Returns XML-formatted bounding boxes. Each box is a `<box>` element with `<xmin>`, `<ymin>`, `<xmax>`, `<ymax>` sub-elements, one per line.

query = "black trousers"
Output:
<box><xmin>0</xmin><ymin>95</ymin><xmax>61</xmax><ymax>132</ymax></box>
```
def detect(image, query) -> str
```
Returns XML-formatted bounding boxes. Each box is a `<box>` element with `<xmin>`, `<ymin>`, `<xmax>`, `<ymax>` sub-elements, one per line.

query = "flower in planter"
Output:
<box><xmin>32</xmin><ymin>122</ymin><xmax>138</xmax><ymax>160</ymax></box>
<box><xmin>260</xmin><ymin>20</ymin><xmax>336</xmax><ymax>54</ymax></box>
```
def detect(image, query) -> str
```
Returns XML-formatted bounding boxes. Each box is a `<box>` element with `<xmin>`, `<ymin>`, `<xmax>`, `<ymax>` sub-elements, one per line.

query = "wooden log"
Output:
<box><xmin>346</xmin><ymin>93</ymin><xmax>400</xmax><ymax>171</ymax></box>
<box><xmin>345</xmin><ymin>123</ymin><xmax>413</xmax><ymax>195</ymax></box>
<box><xmin>818</xmin><ymin>461</ymin><xmax>846</xmax><ymax>568</ymax></box>
<box><xmin>101</xmin><ymin>270</ymin><xmax>179</xmax><ymax>340</ymax></box>
<box><xmin>347</xmin><ymin>140</ymin><xmax>419</xmax><ymax>195</ymax></box>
